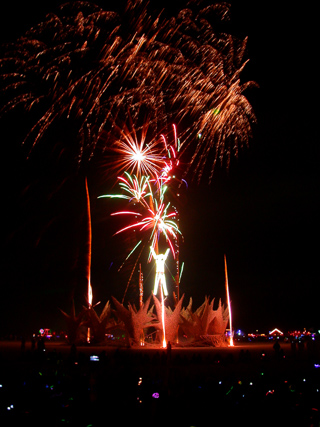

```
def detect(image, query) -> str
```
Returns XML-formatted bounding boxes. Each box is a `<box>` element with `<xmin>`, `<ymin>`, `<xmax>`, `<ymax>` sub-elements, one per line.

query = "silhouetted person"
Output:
<box><xmin>273</xmin><ymin>340</ymin><xmax>281</xmax><ymax>359</ymax></box>
<box><xmin>20</xmin><ymin>336</ymin><xmax>25</xmax><ymax>353</ymax></box>
<box><xmin>69</xmin><ymin>343</ymin><xmax>77</xmax><ymax>363</ymax></box>
<box><xmin>239</xmin><ymin>349</ymin><xmax>245</xmax><ymax>362</ymax></box>
<box><xmin>273</xmin><ymin>340</ymin><xmax>280</xmax><ymax>352</ymax></box>
<box><xmin>37</xmin><ymin>337</ymin><xmax>45</xmax><ymax>352</ymax></box>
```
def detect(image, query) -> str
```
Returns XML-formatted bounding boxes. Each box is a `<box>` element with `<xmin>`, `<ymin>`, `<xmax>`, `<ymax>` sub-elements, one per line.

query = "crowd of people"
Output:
<box><xmin>0</xmin><ymin>337</ymin><xmax>319</xmax><ymax>426</ymax></box>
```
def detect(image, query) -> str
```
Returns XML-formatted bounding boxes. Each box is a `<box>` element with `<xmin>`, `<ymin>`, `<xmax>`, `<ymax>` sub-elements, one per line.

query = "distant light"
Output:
<box><xmin>152</xmin><ymin>392</ymin><xmax>160</xmax><ymax>399</ymax></box>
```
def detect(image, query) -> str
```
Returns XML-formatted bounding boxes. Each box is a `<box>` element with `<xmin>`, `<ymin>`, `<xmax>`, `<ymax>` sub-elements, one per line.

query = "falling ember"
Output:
<box><xmin>224</xmin><ymin>254</ymin><xmax>234</xmax><ymax>347</ymax></box>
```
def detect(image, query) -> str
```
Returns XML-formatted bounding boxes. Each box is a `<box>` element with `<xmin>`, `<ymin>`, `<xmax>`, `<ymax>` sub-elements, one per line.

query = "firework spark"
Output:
<box><xmin>107</xmin><ymin>121</ymin><xmax>167</xmax><ymax>178</ymax></box>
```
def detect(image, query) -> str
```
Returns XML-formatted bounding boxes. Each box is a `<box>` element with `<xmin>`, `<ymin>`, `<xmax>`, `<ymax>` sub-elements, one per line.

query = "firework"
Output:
<box><xmin>99</xmin><ymin>172</ymin><xmax>151</xmax><ymax>204</ymax></box>
<box><xmin>106</xmin><ymin>120</ymin><xmax>168</xmax><ymax>178</ymax></box>
<box><xmin>1</xmin><ymin>1</ymin><xmax>256</xmax><ymax>181</ymax></box>
<box><xmin>167</xmin><ymin>8</ymin><xmax>257</xmax><ymax>182</ymax></box>
<box><xmin>0</xmin><ymin>1</ymin><xmax>170</xmax><ymax>161</ymax></box>
<box><xmin>101</xmin><ymin>174</ymin><xmax>180</xmax><ymax>258</ymax></box>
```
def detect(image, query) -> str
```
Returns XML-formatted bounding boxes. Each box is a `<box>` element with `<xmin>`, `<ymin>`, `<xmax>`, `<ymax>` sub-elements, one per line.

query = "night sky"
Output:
<box><xmin>1</xmin><ymin>1</ymin><xmax>319</xmax><ymax>336</ymax></box>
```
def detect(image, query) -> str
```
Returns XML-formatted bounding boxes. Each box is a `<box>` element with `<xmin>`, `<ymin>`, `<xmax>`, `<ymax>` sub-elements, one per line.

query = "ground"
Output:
<box><xmin>0</xmin><ymin>339</ymin><xmax>319</xmax><ymax>426</ymax></box>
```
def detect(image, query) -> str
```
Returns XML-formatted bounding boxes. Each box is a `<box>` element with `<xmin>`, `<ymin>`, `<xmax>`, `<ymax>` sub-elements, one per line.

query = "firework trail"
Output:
<box><xmin>0</xmin><ymin>0</ymin><xmax>256</xmax><ymax>181</ymax></box>
<box><xmin>85</xmin><ymin>176</ymin><xmax>93</xmax><ymax>343</ymax></box>
<box><xmin>224</xmin><ymin>254</ymin><xmax>234</xmax><ymax>346</ymax></box>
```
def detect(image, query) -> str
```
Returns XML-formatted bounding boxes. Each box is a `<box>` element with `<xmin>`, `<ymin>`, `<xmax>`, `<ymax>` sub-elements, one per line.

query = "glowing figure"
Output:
<box><xmin>150</xmin><ymin>247</ymin><xmax>170</xmax><ymax>296</ymax></box>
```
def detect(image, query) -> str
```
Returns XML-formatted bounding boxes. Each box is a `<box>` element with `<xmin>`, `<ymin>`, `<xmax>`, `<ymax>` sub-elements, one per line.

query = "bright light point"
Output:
<box><xmin>152</xmin><ymin>392</ymin><xmax>160</xmax><ymax>399</ymax></box>
<box><xmin>132</xmin><ymin>151</ymin><xmax>145</xmax><ymax>162</ymax></box>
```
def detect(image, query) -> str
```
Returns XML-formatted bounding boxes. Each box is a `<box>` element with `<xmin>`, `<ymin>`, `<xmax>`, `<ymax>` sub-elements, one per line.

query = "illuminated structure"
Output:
<box><xmin>153</xmin><ymin>294</ymin><xmax>184</xmax><ymax>344</ymax></box>
<box><xmin>150</xmin><ymin>247</ymin><xmax>170</xmax><ymax>297</ymax></box>
<box><xmin>179</xmin><ymin>297</ymin><xmax>229</xmax><ymax>346</ymax></box>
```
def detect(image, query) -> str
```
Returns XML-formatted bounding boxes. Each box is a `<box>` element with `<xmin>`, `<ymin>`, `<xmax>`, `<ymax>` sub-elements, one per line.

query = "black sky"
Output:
<box><xmin>1</xmin><ymin>1</ymin><xmax>319</xmax><ymax>336</ymax></box>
